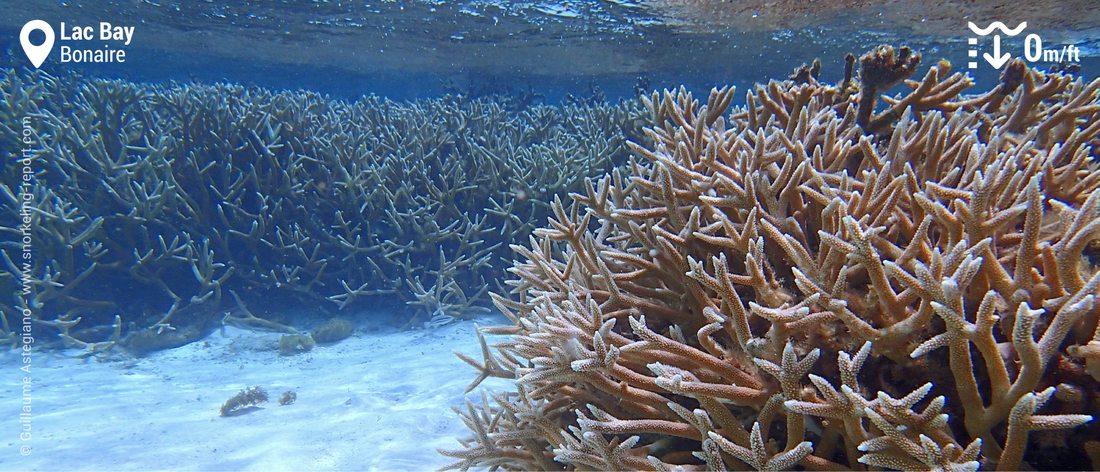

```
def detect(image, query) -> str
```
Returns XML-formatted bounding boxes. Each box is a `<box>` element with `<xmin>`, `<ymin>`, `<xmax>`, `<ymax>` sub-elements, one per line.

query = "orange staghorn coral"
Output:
<box><xmin>443</xmin><ymin>45</ymin><xmax>1100</xmax><ymax>471</ymax></box>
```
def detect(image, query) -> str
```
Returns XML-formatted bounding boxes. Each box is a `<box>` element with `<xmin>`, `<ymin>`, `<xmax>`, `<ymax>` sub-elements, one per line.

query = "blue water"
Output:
<box><xmin>4</xmin><ymin>0</ymin><xmax>1097</xmax><ymax>100</ymax></box>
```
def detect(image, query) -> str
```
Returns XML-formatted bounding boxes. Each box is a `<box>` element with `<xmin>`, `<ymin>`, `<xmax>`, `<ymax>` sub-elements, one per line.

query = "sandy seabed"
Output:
<box><xmin>1</xmin><ymin>317</ymin><xmax>510</xmax><ymax>471</ymax></box>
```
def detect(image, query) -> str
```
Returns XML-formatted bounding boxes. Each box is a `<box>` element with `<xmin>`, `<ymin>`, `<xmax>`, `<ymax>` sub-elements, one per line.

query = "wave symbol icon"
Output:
<box><xmin>968</xmin><ymin>21</ymin><xmax>1027</xmax><ymax>36</ymax></box>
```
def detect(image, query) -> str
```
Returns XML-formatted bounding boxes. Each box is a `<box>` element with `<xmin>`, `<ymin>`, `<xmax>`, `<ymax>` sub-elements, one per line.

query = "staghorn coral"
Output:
<box><xmin>0</xmin><ymin>68</ymin><xmax>646</xmax><ymax>356</ymax></box>
<box><xmin>445</xmin><ymin>46</ymin><xmax>1100</xmax><ymax>470</ymax></box>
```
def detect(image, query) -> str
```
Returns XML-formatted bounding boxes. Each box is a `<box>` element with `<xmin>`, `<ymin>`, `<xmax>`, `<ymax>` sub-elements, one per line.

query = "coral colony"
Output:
<box><xmin>0</xmin><ymin>73</ymin><xmax>645</xmax><ymax>355</ymax></box>
<box><xmin>442</xmin><ymin>46</ymin><xmax>1100</xmax><ymax>470</ymax></box>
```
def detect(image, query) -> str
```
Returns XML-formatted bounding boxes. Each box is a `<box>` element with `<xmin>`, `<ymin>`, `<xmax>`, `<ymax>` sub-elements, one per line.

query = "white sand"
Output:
<box><xmin>2</xmin><ymin>316</ymin><xmax>513</xmax><ymax>471</ymax></box>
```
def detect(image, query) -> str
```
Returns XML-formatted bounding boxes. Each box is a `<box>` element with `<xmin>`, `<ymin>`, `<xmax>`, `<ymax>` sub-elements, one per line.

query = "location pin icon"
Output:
<box><xmin>20</xmin><ymin>20</ymin><xmax>54</xmax><ymax>69</ymax></box>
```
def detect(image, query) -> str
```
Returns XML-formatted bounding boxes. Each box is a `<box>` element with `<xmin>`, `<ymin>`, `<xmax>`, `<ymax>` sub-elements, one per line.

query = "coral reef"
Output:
<box><xmin>444</xmin><ymin>46</ymin><xmax>1100</xmax><ymax>470</ymax></box>
<box><xmin>0</xmin><ymin>68</ymin><xmax>645</xmax><ymax>356</ymax></box>
<box><xmin>220</xmin><ymin>386</ymin><xmax>269</xmax><ymax>417</ymax></box>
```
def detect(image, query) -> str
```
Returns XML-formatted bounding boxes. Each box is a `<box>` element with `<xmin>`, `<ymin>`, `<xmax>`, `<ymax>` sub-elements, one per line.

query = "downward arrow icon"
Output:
<box><xmin>984</xmin><ymin>35</ymin><xmax>1011</xmax><ymax>69</ymax></box>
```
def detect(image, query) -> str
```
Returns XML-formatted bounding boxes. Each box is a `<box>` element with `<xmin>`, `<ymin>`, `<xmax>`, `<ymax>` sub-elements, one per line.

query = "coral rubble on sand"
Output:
<box><xmin>220</xmin><ymin>386</ymin><xmax>269</xmax><ymax>416</ymax></box>
<box><xmin>0</xmin><ymin>70</ymin><xmax>645</xmax><ymax>356</ymax></box>
<box><xmin>445</xmin><ymin>47</ymin><xmax>1100</xmax><ymax>470</ymax></box>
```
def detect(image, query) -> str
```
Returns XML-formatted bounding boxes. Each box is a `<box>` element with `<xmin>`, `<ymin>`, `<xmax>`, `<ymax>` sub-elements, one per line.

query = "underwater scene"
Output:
<box><xmin>1</xmin><ymin>1</ymin><xmax>1100</xmax><ymax>471</ymax></box>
